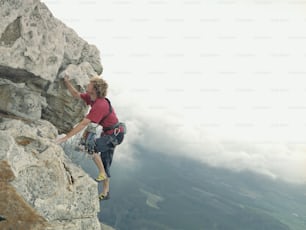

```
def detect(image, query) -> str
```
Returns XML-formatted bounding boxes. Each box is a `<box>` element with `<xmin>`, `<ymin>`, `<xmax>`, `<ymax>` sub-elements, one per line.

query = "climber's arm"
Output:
<box><xmin>63</xmin><ymin>75</ymin><xmax>81</xmax><ymax>99</ymax></box>
<box><xmin>55</xmin><ymin>118</ymin><xmax>91</xmax><ymax>144</ymax></box>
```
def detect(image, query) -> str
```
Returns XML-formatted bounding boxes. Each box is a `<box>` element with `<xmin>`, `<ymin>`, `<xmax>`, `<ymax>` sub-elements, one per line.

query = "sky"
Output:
<box><xmin>43</xmin><ymin>0</ymin><xmax>306</xmax><ymax>184</ymax></box>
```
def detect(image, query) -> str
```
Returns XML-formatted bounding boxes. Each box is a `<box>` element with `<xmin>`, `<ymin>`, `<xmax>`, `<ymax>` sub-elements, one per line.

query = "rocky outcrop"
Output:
<box><xmin>0</xmin><ymin>117</ymin><xmax>100</xmax><ymax>229</ymax></box>
<box><xmin>0</xmin><ymin>0</ymin><xmax>104</xmax><ymax>229</ymax></box>
<box><xmin>0</xmin><ymin>0</ymin><xmax>102</xmax><ymax>133</ymax></box>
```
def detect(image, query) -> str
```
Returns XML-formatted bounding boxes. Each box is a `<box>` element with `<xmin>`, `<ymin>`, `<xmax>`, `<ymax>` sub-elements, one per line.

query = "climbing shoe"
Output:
<box><xmin>99</xmin><ymin>192</ymin><xmax>110</xmax><ymax>201</ymax></box>
<box><xmin>95</xmin><ymin>173</ymin><xmax>107</xmax><ymax>182</ymax></box>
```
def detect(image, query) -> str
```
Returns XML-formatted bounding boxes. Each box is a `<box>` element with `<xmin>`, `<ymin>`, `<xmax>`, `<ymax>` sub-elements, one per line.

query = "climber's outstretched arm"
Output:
<box><xmin>56</xmin><ymin>118</ymin><xmax>91</xmax><ymax>144</ymax></box>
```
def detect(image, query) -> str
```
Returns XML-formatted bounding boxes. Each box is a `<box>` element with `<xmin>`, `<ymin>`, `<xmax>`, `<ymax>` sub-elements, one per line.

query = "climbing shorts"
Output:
<box><xmin>94</xmin><ymin>132</ymin><xmax>124</xmax><ymax>177</ymax></box>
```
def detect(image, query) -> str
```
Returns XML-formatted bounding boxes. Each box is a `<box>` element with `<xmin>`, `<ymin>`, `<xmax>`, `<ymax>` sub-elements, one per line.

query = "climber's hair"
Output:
<box><xmin>90</xmin><ymin>76</ymin><xmax>108</xmax><ymax>98</ymax></box>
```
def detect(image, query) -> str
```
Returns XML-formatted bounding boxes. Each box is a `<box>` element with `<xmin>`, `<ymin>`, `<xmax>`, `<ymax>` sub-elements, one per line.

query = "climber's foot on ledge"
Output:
<box><xmin>99</xmin><ymin>192</ymin><xmax>110</xmax><ymax>201</ymax></box>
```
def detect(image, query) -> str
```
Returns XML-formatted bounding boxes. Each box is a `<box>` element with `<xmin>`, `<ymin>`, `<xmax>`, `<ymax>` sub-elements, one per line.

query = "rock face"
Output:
<box><xmin>0</xmin><ymin>78</ymin><xmax>46</xmax><ymax>120</ymax></box>
<box><xmin>0</xmin><ymin>0</ymin><xmax>102</xmax><ymax>133</ymax></box>
<box><xmin>0</xmin><ymin>0</ymin><xmax>104</xmax><ymax>229</ymax></box>
<box><xmin>0</xmin><ymin>117</ymin><xmax>100</xmax><ymax>230</ymax></box>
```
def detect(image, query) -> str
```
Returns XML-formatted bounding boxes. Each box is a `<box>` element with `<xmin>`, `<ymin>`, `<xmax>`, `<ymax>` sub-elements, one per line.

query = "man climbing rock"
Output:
<box><xmin>56</xmin><ymin>75</ymin><xmax>125</xmax><ymax>201</ymax></box>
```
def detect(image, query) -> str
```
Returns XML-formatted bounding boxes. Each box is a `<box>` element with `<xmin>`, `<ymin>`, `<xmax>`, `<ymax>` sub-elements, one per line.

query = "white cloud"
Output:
<box><xmin>44</xmin><ymin>0</ymin><xmax>306</xmax><ymax>183</ymax></box>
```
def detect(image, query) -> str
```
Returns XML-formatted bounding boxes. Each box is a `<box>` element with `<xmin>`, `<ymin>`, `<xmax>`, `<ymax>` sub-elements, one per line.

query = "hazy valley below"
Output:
<box><xmin>65</xmin><ymin>144</ymin><xmax>306</xmax><ymax>230</ymax></box>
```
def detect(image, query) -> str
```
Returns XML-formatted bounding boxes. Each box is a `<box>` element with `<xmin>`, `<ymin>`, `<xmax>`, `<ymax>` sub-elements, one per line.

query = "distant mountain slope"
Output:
<box><xmin>66</xmin><ymin>145</ymin><xmax>306</xmax><ymax>230</ymax></box>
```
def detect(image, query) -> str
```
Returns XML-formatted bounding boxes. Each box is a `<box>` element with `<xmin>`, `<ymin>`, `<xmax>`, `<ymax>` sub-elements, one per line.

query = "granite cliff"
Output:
<box><xmin>0</xmin><ymin>0</ymin><xmax>104</xmax><ymax>229</ymax></box>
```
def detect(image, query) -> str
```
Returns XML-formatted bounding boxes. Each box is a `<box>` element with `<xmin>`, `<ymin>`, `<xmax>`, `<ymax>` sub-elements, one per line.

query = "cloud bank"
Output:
<box><xmin>43</xmin><ymin>0</ymin><xmax>306</xmax><ymax>184</ymax></box>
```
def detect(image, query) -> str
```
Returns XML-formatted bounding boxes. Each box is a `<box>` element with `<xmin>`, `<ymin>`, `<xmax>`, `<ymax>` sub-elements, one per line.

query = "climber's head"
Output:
<box><xmin>87</xmin><ymin>76</ymin><xmax>108</xmax><ymax>99</ymax></box>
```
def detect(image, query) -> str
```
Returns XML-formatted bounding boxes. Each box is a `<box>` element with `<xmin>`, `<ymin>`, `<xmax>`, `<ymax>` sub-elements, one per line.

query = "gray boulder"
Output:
<box><xmin>0</xmin><ymin>78</ymin><xmax>46</xmax><ymax>120</ymax></box>
<box><xmin>0</xmin><ymin>0</ymin><xmax>102</xmax><ymax>133</ymax></box>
